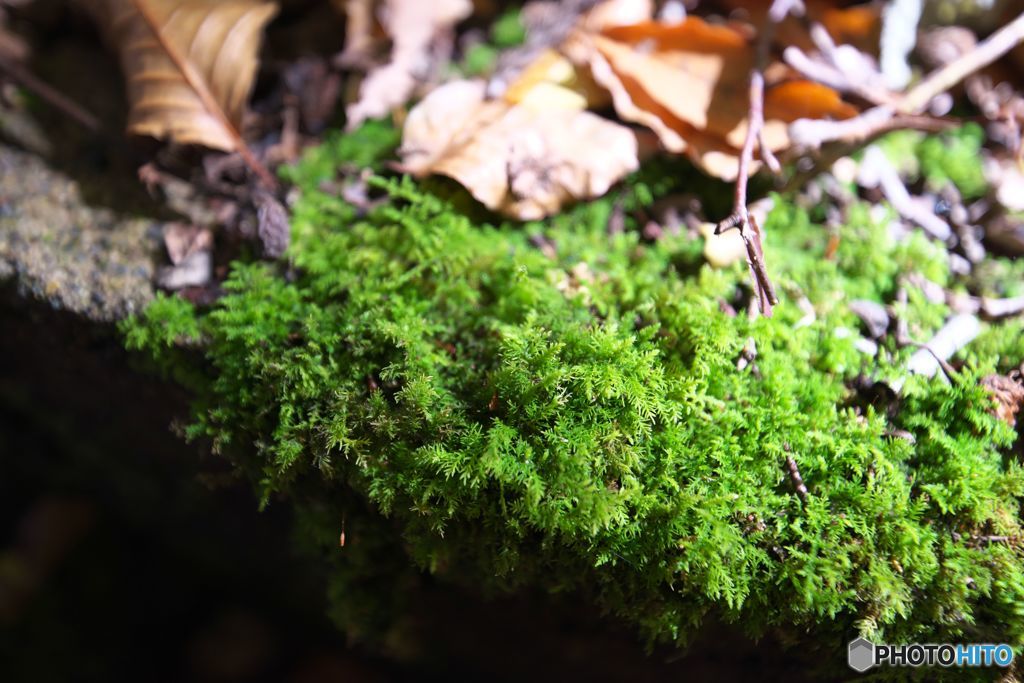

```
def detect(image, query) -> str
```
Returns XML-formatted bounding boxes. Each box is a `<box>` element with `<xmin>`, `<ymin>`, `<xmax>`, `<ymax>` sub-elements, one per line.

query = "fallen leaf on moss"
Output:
<box><xmin>569</xmin><ymin>17</ymin><xmax>857</xmax><ymax>179</ymax></box>
<box><xmin>345</xmin><ymin>0</ymin><xmax>473</xmax><ymax>128</ymax></box>
<box><xmin>80</xmin><ymin>0</ymin><xmax>277</xmax><ymax>153</ymax></box>
<box><xmin>399</xmin><ymin>79</ymin><xmax>637</xmax><ymax>220</ymax></box>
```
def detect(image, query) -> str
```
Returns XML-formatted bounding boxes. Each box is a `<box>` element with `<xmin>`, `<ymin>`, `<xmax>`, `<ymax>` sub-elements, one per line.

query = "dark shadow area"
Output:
<box><xmin>0</xmin><ymin>285</ymin><xmax>403</xmax><ymax>682</ymax></box>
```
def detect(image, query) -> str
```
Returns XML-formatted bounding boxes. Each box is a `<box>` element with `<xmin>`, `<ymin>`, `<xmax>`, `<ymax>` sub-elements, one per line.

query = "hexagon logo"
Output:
<box><xmin>848</xmin><ymin>637</ymin><xmax>876</xmax><ymax>673</ymax></box>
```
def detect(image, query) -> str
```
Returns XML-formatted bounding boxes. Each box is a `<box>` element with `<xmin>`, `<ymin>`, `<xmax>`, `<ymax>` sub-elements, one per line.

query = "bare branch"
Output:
<box><xmin>791</xmin><ymin>11</ymin><xmax>1024</xmax><ymax>152</ymax></box>
<box><xmin>857</xmin><ymin>146</ymin><xmax>952</xmax><ymax>241</ymax></box>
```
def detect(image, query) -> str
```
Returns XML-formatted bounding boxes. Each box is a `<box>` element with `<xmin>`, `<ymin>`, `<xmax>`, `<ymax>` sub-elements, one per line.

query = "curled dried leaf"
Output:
<box><xmin>254</xmin><ymin>190</ymin><xmax>291</xmax><ymax>259</ymax></box>
<box><xmin>982</xmin><ymin>372</ymin><xmax>1024</xmax><ymax>427</ymax></box>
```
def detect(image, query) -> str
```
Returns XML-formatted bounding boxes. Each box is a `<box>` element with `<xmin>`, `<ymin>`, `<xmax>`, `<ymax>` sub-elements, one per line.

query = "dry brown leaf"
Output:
<box><xmin>345</xmin><ymin>0</ymin><xmax>472</xmax><ymax>128</ymax></box>
<box><xmin>163</xmin><ymin>222</ymin><xmax>212</xmax><ymax>266</ymax></box>
<box><xmin>400</xmin><ymin>79</ymin><xmax>638</xmax><ymax>220</ymax></box>
<box><xmin>982</xmin><ymin>372</ymin><xmax>1024</xmax><ymax>427</ymax></box>
<box><xmin>81</xmin><ymin>0</ymin><xmax>277</xmax><ymax>160</ymax></box>
<box><xmin>569</xmin><ymin>17</ymin><xmax>856</xmax><ymax>179</ymax></box>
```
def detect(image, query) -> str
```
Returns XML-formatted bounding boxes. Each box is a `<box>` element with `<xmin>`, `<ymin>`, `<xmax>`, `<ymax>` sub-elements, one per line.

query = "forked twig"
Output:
<box><xmin>715</xmin><ymin>0</ymin><xmax>799</xmax><ymax>316</ymax></box>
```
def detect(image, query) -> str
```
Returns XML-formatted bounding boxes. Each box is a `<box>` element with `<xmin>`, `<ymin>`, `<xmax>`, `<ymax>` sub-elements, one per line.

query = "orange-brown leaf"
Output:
<box><xmin>720</xmin><ymin>0</ymin><xmax>881</xmax><ymax>53</ymax></box>
<box><xmin>595</xmin><ymin>19</ymin><xmax>753</xmax><ymax>141</ymax></box>
<box><xmin>820</xmin><ymin>5</ymin><xmax>881</xmax><ymax>54</ymax></box>
<box><xmin>573</xmin><ymin>15</ymin><xmax>856</xmax><ymax>179</ymax></box>
<box><xmin>764</xmin><ymin>80</ymin><xmax>857</xmax><ymax>122</ymax></box>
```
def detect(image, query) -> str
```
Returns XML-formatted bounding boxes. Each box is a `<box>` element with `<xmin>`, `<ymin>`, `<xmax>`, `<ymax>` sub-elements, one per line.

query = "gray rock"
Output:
<box><xmin>0</xmin><ymin>143</ymin><xmax>158</xmax><ymax>322</ymax></box>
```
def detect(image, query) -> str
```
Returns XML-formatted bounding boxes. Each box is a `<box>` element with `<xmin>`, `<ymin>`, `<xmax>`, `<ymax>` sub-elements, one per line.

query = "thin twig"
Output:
<box><xmin>716</xmin><ymin>0</ymin><xmax>800</xmax><ymax>316</ymax></box>
<box><xmin>0</xmin><ymin>55</ymin><xmax>100</xmax><ymax>131</ymax></box>
<box><xmin>905</xmin><ymin>313</ymin><xmax>980</xmax><ymax>380</ymax></box>
<box><xmin>858</xmin><ymin>146</ymin><xmax>952</xmax><ymax>241</ymax></box>
<box><xmin>789</xmin><ymin>105</ymin><xmax>957</xmax><ymax>150</ymax></box>
<box><xmin>783</xmin><ymin>114</ymin><xmax>956</xmax><ymax>192</ymax></box>
<box><xmin>784</xmin><ymin>24</ymin><xmax>895</xmax><ymax>106</ymax></box>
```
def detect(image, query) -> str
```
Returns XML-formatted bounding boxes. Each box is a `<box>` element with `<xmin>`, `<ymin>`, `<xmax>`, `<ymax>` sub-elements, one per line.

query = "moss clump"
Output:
<box><xmin>124</xmin><ymin>125</ymin><xmax>1024</xmax><ymax>671</ymax></box>
<box><xmin>875</xmin><ymin>123</ymin><xmax>988</xmax><ymax>199</ymax></box>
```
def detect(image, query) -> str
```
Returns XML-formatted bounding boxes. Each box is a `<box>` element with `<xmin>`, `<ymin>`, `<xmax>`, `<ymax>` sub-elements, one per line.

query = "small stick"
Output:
<box><xmin>973</xmin><ymin>535</ymin><xmax>1011</xmax><ymax>544</ymax></box>
<box><xmin>905</xmin><ymin>313</ymin><xmax>980</xmax><ymax>379</ymax></box>
<box><xmin>785</xmin><ymin>454</ymin><xmax>809</xmax><ymax>504</ymax></box>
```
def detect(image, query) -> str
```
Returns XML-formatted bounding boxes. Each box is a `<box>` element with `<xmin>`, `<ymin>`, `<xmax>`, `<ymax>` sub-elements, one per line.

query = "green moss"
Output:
<box><xmin>458</xmin><ymin>9</ymin><xmax>526</xmax><ymax>76</ymax></box>
<box><xmin>917</xmin><ymin>123</ymin><xmax>988</xmax><ymax>199</ymax></box>
<box><xmin>123</xmin><ymin>124</ymin><xmax>1024</xmax><ymax>673</ymax></box>
<box><xmin>491</xmin><ymin>9</ymin><xmax>527</xmax><ymax>48</ymax></box>
<box><xmin>876</xmin><ymin>123</ymin><xmax>988</xmax><ymax>199</ymax></box>
<box><xmin>461</xmin><ymin>44</ymin><xmax>500</xmax><ymax>76</ymax></box>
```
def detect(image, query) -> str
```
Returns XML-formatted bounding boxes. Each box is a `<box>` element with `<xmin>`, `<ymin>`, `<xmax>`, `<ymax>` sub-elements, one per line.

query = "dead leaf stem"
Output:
<box><xmin>130</xmin><ymin>0</ymin><xmax>277</xmax><ymax>190</ymax></box>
